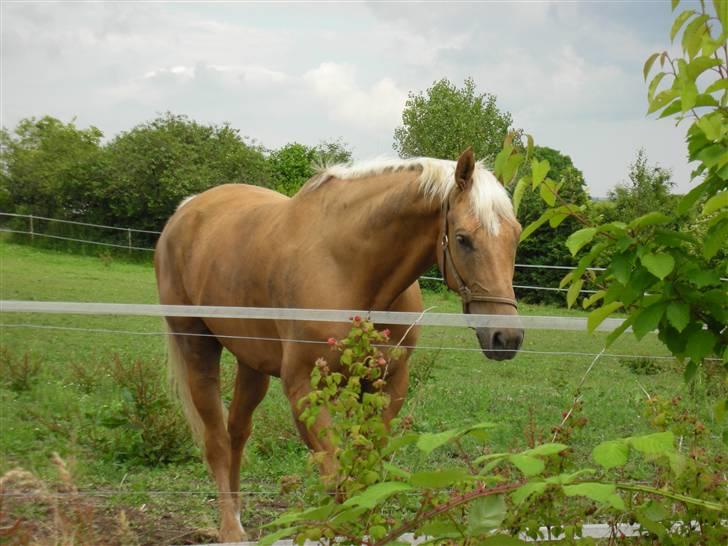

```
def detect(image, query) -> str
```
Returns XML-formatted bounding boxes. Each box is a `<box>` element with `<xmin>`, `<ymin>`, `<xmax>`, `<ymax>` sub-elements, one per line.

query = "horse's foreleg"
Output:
<box><xmin>227</xmin><ymin>363</ymin><xmax>270</xmax><ymax>518</ymax></box>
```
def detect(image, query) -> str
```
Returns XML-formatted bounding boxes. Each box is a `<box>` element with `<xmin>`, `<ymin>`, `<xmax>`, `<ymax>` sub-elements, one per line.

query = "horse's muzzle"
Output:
<box><xmin>476</xmin><ymin>327</ymin><xmax>524</xmax><ymax>361</ymax></box>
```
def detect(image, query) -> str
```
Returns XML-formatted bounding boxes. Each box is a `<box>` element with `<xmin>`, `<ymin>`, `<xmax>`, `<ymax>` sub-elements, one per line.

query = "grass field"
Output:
<box><xmin>0</xmin><ymin>240</ymin><xmax>723</xmax><ymax>544</ymax></box>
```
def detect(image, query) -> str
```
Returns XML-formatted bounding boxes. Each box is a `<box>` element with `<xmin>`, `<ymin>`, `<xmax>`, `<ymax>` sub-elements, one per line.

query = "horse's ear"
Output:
<box><xmin>455</xmin><ymin>147</ymin><xmax>475</xmax><ymax>192</ymax></box>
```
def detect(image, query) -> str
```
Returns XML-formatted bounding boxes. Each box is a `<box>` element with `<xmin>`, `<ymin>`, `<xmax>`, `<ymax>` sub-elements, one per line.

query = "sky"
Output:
<box><xmin>1</xmin><ymin>0</ymin><xmax>700</xmax><ymax>197</ymax></box>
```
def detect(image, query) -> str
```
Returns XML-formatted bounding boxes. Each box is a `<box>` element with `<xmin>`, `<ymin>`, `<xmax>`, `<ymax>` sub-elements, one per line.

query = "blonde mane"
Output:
<box><xmin>302</xmin><ymin>157</ymin><xmax>515</xmax><ymax>234</ymax></box>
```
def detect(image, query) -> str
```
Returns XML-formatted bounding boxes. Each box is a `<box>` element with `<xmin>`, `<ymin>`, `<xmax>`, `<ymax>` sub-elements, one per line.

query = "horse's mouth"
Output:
<box><xmin>476</xmin><ymin>327</ymin><xmax>524</xmax><ymax>361</ymax></box>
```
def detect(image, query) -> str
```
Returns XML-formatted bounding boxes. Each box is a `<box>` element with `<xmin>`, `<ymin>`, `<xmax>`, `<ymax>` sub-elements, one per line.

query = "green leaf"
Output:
<box><xmin>698</xmin><ymin>114</ymin><xmax>724</xmax><ymax>142</ymax></box>
<box><xmin>467</xmin><ymin>495</ymin><xmax>507</xmax><ymax>535</ymax></box>
<box><xmin>567</xmin><ymin>279</ymin><xmax>583</xmax><ymax>309</ymax></box>
<box><xmin>703</xmin><ymin>191</ymin><xmax>727</xmax><ymax>215</ymax></box>
<box><xmin>606</xmin><ymin>313</ymin><xmax>634</xmax><ymax>347</ymax></box>
<box><xmin>416</xmin><ymin>429</ymin><xmax>458</xmax><ymax>455</ymax></box>
<box><xmin>685</xmin><ymin>329</ymin><xmax>717</xmax><ymax>362</ymax></box>
<box><xmin>410</xmin><ymin>468</ymin><xmax>472</xmax><ymax>489</ymax></box>
<box><xmin>704</xmin><ymin>218</ymin><xmax>728</xmax><ymax>259</ymax></box>
<box><xmin>640</xmin><ymin>252</ymin><xmax>675</xmax><ymax>280</ymax></box>
<box><xmin>671</xmin><ymin>10</ymin><xmax>695</xmax><ymax>41</ymax></box>
<box><xmin>258</xmin><ymin>526</ymin><xmax>299</xmax><ymax>546</ymax></box>
<box><xmin>666</xmin><ymin>302</ymin><xmax>690</xmax><ymax>332</ymax></box>
<box><xmin>502</xmin><ymin>153</ymin><xmax>525</xmax><ymax>185</ymax></box>
<box><xmin>648</xmin><ymin>89</ymin><xmax>679</xmax><ymax>114</ymax></box>
<box><xmin>342</xmin><ymin>481</ymin><xmax>412</xmax><ymax>509</ymax></box>
<box><xmin>628</xmin><ymin>211</ymin><xmax>672</xmax><ymax>229</ymax></box>
<box><xmin>519</xmin><ymin>208</ymin><xmax>554</xmax><ymax>242</ymax></box>
<box><xmin>587</xmin><ymin>302</ymin><xmax>623</xmax><ymax>333</ymax></box>
<box><xmin>633</xmin><ymin>302</ymin><xmax>667</xmax><ymax>340</ymax></box>
<box><xmin>512</xmin><ymin>176</ymin><xmax>529</xmax><ymax>216</ymax></box>
<box><xmin>539</xmin><ymin>178</ymin><xmax>558</xmax><ymax>206</ymax></box>
<box><xmin>648</xmin><ymin>71</ymin><xmax>668</xmax><ymax>102</ymax></box>
<box><xmin>493</xmin><ymin>144</ymin><xmax>513</xmax><ymax>179</ymax></box>
<box><xmin>643</xmin><ymin>52</ymin><xmax>660</xmax><ymax>80</ymax></box>
<box><xmin>511</xmin><ymin>481</ymin><xmax>546</xmax><ymax>504</ymax></box>
<box><xmin>628</xmin><ymin>431</ymin><xmax>675</xmax><ymax>455</ymax></box>
<box><xmin>682</xmin><ymin>80</ymin><xmax>698</xmax><ymax>111</ymax></box>
<box><xmin>531</xmin><ymin>158</ymin><xmax>550</xmax><ymax>188</ymax></box>
<box><xmin>715</xmin><ymin>0</ymin><xmax>728</xmax><ymax>31</ymax></box>
<box><xmin>682</xmin><ymin>14</ymin><xmax>709</xmax><ymax>58</ymax></box>
<box><xmin>565</xmin><ymin>227</ymin><xmax>598</xmax><ymax>256</ymax></box>
<box><xmin>509</xmin><ymin>454</ymin><xmax>545</xmax><ymax>477</ymax></box>
<box><xmin>686</xmin><ymin>56</ymin><xmax>722</xmax><ymax>79</ymax></box>
<box><xmin>592</xmin><ymin>440</ymin><xmax>629</xmax><ymax>470</ymax></box>
<box><xmin>582</xmin><ymin>290</ymin><xmax>605</xmax><ymax>309</ymax></box>
<box><xmin>684</xmin><ymin>359</ymin><xmax>699</xmax><ymax>383</ymax></box>
<box><xmin>383</xmin><ymin>432</ymin><xmax>418</xmax><ymax>456</ymax></box>
<box><xmin>563</xmin><ymin>483</ymin><xmax>626</xmax><ymax>510</ymax></box>
<box><xmin>705</xmin><ymin>78</ymin><xmax>728</xmax><ymax>94</ymax></box>
<box><xmin>672</xmin><ymin>0</ymin><xmax>680</xmax><ymax>10</ymax></box>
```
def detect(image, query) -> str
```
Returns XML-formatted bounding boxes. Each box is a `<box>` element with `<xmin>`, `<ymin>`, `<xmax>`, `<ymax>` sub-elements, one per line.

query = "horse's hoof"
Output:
<box><xmin>219</xmin><ymin>526</ymin><xmax>247</xmax><ymax>543</ymax></box>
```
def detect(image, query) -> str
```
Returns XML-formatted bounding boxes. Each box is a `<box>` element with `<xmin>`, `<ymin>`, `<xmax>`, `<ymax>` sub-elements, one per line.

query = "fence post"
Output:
<box><xmin>29</xmin><ymin>214</ymin><xmax>34</xmax><ymax>242</ymax></box>
<box><xmin>127</xmin><ymin>228</ymin><xmax>132</xmax><ymax>253</ymax></box>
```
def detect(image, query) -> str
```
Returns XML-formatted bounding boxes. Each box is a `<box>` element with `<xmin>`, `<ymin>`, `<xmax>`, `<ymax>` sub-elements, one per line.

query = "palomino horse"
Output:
<box><xmin>154</xmin><ymin>148</ymin><xmax>523</xmax><ymax>542</ymax></box>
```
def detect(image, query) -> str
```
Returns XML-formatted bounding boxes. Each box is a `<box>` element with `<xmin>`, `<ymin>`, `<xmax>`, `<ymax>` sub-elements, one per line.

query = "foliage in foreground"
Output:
<box><xmin>508</xmin><ymin>0</ymin><xmax>727</xmax><ymax>408</ymax></box>
<box><xmin>262</xmin><ymin>320</ymin><xmax>726</xmax><ymax>545</ymax></box>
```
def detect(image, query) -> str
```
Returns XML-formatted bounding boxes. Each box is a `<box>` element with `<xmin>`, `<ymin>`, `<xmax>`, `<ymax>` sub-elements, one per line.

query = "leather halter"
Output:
<box><xmin>437</xmin><ymin>197</ymin><xmax>518</xmax><ymax>313</ymax></box>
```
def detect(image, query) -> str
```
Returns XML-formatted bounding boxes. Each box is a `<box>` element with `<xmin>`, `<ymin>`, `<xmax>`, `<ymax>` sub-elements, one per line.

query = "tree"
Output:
<box><xmin>515</xmin><ymin>146</ymin><xmax>590</xmax><ymax>304</ymax></box>
<box><xmin>605</xmin><ymin>148</ymin><xmax>677</xmax><ymax>223</ymax></box>
<box><xmin>269</xmin><ymin>140</ymin><xmax>352</xmax><ymax>197</ymax></box>
<box><xmin>393</xmin><ymin>78</ymin><xmax>514</xmax><ymax>162</ymax></box>
<box><xmin>102</xmin><ymin>113</ymin><xmax>270</xmax><ymax>231</ymax></box>
<box><xmin>0</xmin><ymin>116</ymin><xmax>105</xmax><ymax>218</ymax></box>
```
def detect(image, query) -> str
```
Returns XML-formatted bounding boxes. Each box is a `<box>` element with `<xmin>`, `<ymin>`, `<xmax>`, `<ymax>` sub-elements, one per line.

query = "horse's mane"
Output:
<box><xmin>301</xmin><ymin>157</ymin><xmax>515</xmax><ymax>234</ymax></box>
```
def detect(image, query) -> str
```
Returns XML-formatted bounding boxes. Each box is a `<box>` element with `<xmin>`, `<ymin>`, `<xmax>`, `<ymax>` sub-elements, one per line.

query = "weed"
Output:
<box><xmin>0</xmin><ymin>347</ymin><xmax>41</xmax><ymax>392</ymax></box>
<box><xmin>621</xmin><ymin>357</ymin><xmax>662</xmax><ymax>376</ymax></box>
<box><xmin>91</xmin><ymin>355</ymin><xmax>196</xmax><ymax>466</ymax></box>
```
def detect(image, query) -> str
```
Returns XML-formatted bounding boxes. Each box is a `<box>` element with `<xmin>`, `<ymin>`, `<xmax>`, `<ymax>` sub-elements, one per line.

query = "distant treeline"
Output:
<box><xmin>0</xmin><ymin>106</ymin><xmax>690</xmax><ymax>304</ymax></box>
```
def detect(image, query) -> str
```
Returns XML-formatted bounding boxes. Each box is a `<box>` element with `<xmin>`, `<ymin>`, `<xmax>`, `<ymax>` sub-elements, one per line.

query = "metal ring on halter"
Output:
<box><xmin>438</xmin><ymin>198</ymin><xmax>518</xmax><ymax>312</ymax></box>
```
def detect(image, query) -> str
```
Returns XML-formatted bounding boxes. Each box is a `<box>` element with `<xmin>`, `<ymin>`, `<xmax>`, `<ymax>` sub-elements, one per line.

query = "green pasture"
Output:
<box><xmin>0</xmin><ymin>240</ymin><xmax>722</xmax><ymax>542</ymax></box>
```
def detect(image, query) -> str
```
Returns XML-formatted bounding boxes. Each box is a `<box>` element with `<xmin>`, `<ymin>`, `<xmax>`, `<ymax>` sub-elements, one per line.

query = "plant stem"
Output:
<box><xmin>372</xmin><ymin>482</ymin><xmax>523</xmax><ymax>546</ymax></box>
<box><xmin>615</xmin><ymin>483</ymin><xmax>724</xmax><ymax>512</ymax></box>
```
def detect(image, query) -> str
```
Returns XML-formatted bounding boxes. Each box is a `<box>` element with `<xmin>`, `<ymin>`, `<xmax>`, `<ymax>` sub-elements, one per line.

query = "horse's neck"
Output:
<box><xmin>311</xmin><ymin>175</ymin><xmax>441</xmax><ymax>309</ymax></box>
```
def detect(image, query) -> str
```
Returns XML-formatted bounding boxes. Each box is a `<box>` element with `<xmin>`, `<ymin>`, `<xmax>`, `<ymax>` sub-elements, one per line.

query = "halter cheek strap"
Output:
<box><xmin>437</xmin><ymin>199</ymin><xmax>518</xmax><ymax>313</ymax></box>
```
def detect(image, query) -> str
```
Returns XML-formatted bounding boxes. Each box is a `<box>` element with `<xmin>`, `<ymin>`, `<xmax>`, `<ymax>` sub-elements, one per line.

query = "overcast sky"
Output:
<box><xmin>1</xmin><ymin>0</ymin><xmax>698</xmax><ymax>197</ymax></box>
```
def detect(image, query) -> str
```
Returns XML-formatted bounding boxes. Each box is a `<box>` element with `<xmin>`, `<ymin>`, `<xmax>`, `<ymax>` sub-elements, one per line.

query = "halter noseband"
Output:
<box><xmin>437</xmin><ymin>197</ymin><xmax>518</xmax><ymax>313</ymax></box>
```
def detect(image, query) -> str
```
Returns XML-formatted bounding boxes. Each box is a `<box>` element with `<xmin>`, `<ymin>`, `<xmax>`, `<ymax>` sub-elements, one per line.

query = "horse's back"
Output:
<box><xmin>155</xmin><ymin>183</ymin><xmax>289</xmax><ymax>306</ymax></box>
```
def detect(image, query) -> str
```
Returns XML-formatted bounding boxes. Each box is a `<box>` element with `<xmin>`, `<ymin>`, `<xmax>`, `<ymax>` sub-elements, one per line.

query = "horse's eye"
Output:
<box><xmin>455</xmin><ymin>234</ymin><xmax>474</xmax><ymax>251</ymax></box>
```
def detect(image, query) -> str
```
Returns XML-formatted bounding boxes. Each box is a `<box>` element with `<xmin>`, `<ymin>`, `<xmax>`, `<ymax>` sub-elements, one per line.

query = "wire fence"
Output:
<box><xmin>0</xmin><ymin>212</ymin><xmax>618</xmax><ymax>297</ymax></box>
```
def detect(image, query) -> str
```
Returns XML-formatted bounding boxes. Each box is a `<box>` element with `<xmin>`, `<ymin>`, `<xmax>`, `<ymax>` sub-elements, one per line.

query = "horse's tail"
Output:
<box><xmin>165</xmin><ymin>323</ymin><xmax>206</xmax><ymax>445</ymax></box>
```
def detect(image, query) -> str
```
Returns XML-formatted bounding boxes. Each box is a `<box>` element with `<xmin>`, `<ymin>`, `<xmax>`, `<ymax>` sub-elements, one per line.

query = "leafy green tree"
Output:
<box><xmin>605</xmin><ymin>148</ymin><xmax>678</xmax><ymax>223</ymax></box>
<box><xmin>516</xmin><ymin>146</ymin><xmax>589</xmax><ymax>305</ymax></box>
<box><xmin>102</xmin><ymin>113</ymin><xmax>270</xmax><ymax>231</ymax></box>
<box><xmin>269</xmin><ymin>140</ymin><xmax>351</xmax><ymax>197</ymax></box>
<box><xmin>393</xmin><ymin>78</ymin><xmax>514</xmax><ymax>162</ymax></box>
<box><xmin>0</xmin><ymin>116</ymin><xmax>105</xmax><ymax>218</ymax></box>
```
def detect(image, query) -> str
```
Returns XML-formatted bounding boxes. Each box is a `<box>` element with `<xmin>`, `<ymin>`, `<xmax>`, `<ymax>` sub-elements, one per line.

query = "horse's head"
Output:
<box><xmin>438</xmin><ymin>148</ymin><xmax>524</xmax><ymax>361</ymax></box>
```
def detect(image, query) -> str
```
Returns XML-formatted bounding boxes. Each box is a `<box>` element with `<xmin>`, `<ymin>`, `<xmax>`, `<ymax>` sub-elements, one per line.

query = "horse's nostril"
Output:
<box><xmin>492</xmin><ymin>331</ymin><xmax>505</xmax><ymax>350</ymax></box>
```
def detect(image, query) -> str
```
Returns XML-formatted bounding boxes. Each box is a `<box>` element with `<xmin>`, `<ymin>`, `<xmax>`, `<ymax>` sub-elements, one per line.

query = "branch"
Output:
<box><xmin>372</xmin><ymin>482</ymin><xmax>524</xmax><ymax>546</ymax></box>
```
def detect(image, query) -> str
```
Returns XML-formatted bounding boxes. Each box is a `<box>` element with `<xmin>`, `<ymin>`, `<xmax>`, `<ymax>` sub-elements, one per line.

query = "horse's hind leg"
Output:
<box><xmin>227</xmin><ymin>362</ymin><xmax>270</xmax><ymax>518</ymax></box>
<box><xmin>166</xmin><ymin>319</ymin><xmax>245</xmax><ymax>542</ymax></box>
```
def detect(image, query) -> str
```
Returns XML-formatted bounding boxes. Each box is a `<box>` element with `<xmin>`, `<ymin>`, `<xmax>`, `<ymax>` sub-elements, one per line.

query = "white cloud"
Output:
<box><xmin>1</xmin><ymin>1</ymin><xmax>689</xmax><ymax>197</ymax></box>
<box><xmin>303</xmin><ymin>63</ymin><xmax>406</xmax><ymax>131</ymax></box>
